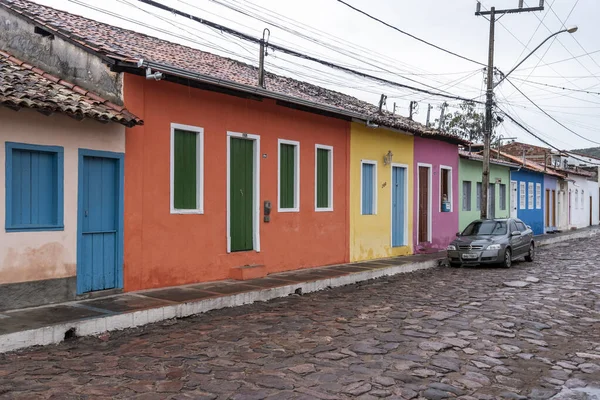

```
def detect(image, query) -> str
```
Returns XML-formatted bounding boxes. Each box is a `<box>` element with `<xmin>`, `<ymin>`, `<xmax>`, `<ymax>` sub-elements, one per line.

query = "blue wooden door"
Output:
<box><xmin>392</xmin><ymin>166</ymin><xmax>406</xmax><ymax>247</ymax></box>
<box><xmin>78</xmin><ymin>155</ymin><xmax>120</xmax><ymax>293</ymax></box>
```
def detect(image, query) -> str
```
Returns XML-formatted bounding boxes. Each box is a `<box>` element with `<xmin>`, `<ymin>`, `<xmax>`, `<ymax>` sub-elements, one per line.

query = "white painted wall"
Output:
<box><xmin>567</xmin><ymin>173</ymin><xmax>598</xmax><ymax>229</ymax></box>
<box><xmin>0</xmin><ymin>107</ymin><xmax>125</xmax><ymax>285</ymax></box>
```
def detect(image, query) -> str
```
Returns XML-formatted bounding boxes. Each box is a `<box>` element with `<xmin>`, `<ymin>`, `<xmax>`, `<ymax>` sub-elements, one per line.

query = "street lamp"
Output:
<box><xmin>495</xmin><ymin>26</ymin><xmax>578</xmax><ymax>87</ymax></box>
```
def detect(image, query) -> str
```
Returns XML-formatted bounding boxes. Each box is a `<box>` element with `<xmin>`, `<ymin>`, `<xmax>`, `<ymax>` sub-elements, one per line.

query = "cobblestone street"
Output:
<box><xmin>1</xmin><ymin>235</ymin><xmax>600</xmax><ymax>400</ymax></box>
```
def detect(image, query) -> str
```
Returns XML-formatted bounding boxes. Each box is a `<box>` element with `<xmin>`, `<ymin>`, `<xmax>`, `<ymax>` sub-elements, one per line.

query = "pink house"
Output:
<box><xmin>413</xmin><ymin>136</ymin><xmax>460</xmax><ymax>253</ymax></box>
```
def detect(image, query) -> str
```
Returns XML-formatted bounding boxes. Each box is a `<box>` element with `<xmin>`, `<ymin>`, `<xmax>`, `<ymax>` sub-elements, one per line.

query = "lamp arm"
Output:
<box><xmin>494</xmin><ymin>29</ymin><xmax>566</xmax><ymax>88</ymax></box>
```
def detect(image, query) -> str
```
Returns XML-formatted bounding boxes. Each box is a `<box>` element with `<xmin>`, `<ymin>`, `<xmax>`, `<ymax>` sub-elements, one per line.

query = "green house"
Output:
<box><xmin>458</xmin><ymin>151</ymin><xmax>517</xmax><ymax>231</ymax></box>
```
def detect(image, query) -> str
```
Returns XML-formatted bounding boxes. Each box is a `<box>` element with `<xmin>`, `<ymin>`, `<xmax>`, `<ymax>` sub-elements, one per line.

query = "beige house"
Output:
<box><xmin>0</xmin><ymin>49</ymin><xmax>141</xmax><ymax>310</ymax></box>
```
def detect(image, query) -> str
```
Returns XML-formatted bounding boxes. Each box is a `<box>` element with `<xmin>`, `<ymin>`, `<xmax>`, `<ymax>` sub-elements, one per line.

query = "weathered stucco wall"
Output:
<box><xmin>349</xmin><ymin>123</ymin><xmax>414</xmax><ymax>262</ymax></box>
<box><xmin>123</xmin><ymin>74</ymin><xmax>350</xmax><ymax>291</ymax></box>
<box><xmin>458</xmin><ymin>158</ymin><xmax>511</xmax><ymax>231</ymax></box>
<box><xmin>412</xmin><ymin>137</ymin><xmax>459</xmax><ymax>252</ymax></box>
<box><xmin>0</xmin><ymin>7</ymin><xmax>122</xmax><ymax>104</ymax></box>
<box><xmin>568</xmin><ymin>174</ymin><xmax>598</xmax><ymax>229</ymax></box>
<box><xmin>0</xmin><ymin>107</ymin><xmax>125</xmax><ymax>285</ymax></box>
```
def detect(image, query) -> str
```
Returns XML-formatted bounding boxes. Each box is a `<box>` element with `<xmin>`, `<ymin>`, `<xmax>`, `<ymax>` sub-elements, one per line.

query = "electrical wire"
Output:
<box><xmin>510</xmin><ymin>77</ymin><xmax>600</xmax><ymax>96</ymax></box>
<box><xmin>505</xmin><ymin>78</ymin><xmax>600</xmax><ymax>146</ymax></box>
<box><xmin>334</xmin><ymin>0</ymin><xmax>486</xmax><ymax>67</ymax></box>
<box><xmin>133</xmin><ymin>0</ymin><xmax>485</xmax><ymax>104</ymax></box>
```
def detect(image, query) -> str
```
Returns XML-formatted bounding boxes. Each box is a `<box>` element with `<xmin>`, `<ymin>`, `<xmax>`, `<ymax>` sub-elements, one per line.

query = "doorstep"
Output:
<box><xmin>0</xmin><ymin>252</ymin><xmax>445</xmax><ymax>354</ymax></box>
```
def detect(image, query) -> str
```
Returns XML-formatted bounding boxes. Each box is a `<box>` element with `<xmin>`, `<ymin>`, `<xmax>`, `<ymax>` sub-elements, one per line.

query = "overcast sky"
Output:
<box><xmin>33</xmin><ymin>0</ymin><xmax>600</xmax><ymax>150</ymax></box>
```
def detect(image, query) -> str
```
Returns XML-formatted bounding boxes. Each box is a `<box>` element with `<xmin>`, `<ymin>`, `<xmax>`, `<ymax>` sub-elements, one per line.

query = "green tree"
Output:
<box><xmin>435</xmin><ymin>101</ymin><xmax>501</xmax><ymax>143</ymax></box>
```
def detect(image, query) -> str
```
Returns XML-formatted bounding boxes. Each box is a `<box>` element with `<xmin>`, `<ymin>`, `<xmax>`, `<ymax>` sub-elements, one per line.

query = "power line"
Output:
<box><xmin>335</xmin><ymin>0</ymin><xmax>486</xmax><ymax>67</ymax></box>
<box><xmin>505</xmin><ymin>77</ymin><xmax>600</xmax><ymax>146</ymax></box>
<box><xmin>203</xmin><ymin>0</ymin><xmax>483</xmax><ymax>95</ymax></box>
<box><xmin>510</xmin><ymin>77</ymin><xmax>600</xmax><ymax>95</ymax></box>
<box><xmin>134</xmin><ymin>0</ymin><xmax>484</xmax><ymax>103</ymax></box>
<box><xmin>497</xmin><ymin>106</ymin><xmax>600</xmax><ymax>166</ymax></box>
<box><xmin>513</xmin><ymin>49</ymin><xmax>600</xmax><ymax>72</ymax></box>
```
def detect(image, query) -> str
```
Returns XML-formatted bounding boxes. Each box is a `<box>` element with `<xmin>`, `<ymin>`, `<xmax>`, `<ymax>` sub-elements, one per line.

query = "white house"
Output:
<box><xmin>0</xmin><ymin>49</ymin><xmax>141</xmax><ymax>311</ymax></box>
<box><xmin>564</xmin><ymin>152</ymin><xmax>600</xmax><ymax>227</ymax></box>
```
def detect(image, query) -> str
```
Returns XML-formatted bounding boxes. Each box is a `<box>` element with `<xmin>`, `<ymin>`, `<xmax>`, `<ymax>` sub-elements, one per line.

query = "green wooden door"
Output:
<box><xmin>230</xmin><ymin>138</ymin><xmax>254</xmax><ymax>252</ymax></box>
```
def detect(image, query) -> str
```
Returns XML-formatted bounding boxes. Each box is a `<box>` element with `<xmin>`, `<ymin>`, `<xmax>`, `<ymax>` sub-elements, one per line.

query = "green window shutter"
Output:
<box><xmin>316</xmin><ymin>148</ymin><xmax>330</xmax><ymax>208</ymax></box>
<box><xmin>174</xmin><ymin>129</ymin><xmax>197</xmax><ymax>209</ymax></box>
<box><xmin>280</xmin><ymin>144</ymin><xmax>296</xmax><ymax>209</ymax></box>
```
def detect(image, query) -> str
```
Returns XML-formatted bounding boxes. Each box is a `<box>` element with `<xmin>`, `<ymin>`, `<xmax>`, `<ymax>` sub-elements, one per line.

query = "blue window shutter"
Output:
<box><xmin>362</xmin><ymin>163</ymin><xmax>374</xmax><ymax>215</ymax></box>
<box><xmin>5</xmin><ymin>142</ymin><xmax>64</xmax><ymax>232</ymax></box>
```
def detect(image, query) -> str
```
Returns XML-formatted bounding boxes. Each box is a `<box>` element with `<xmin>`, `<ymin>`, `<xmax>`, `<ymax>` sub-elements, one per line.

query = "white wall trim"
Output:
<box><xmin>360</xmin><ymin>159</ymin><xmax>378</xmax><ymax>215</ymax></box>
<box><xmin>416</xmin><ymin>163</ymin><xmax>433</xmax><ymax>243</ymax></box>
<box><xmin>277</xmin><ymin>139</ymin><xmax>300</xmax><ymax>213</ymax></box>
<box><xmin>439</xmin><ymin>164</ymin><xmax>453</xmax><ymax>212</ymax></box>
<box><xmin>226</xmin><ymin>131</ymin><xmax>261</xmax><ymax>253</ymax></box>
<box><xmin>390</xmin><ymin>163</ymin><xmax>409</xmax><ymax>248</ymax></box>
<box><xmin>170</xmin><ymin>123</ymin><xmax>204</xmax><ymax>214</ymax></box>
<box><xmin>315</xmin><ymin>144</ymin><xmax>334</xmax><ymax>212</ymax></box>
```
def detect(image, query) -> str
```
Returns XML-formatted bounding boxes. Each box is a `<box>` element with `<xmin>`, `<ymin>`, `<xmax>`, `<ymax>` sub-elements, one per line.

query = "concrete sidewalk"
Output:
<box><xmin>1</xmin><ymin>226</ymin><xmax>598</xmax><ymax>354</ymax></box>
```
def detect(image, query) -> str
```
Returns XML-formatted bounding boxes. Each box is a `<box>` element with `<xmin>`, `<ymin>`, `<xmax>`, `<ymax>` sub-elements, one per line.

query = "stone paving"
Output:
<box><xmin>1</xmin><ymin>235</ymin><xmax>600</xmax><ymax>399</ymax></box>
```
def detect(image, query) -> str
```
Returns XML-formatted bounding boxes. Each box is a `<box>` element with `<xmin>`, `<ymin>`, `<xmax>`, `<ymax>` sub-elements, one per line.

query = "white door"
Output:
<box><xmin>510</xmin><ymin>181</ymin><xmax>518</xmax><ymax>218</ymax></box>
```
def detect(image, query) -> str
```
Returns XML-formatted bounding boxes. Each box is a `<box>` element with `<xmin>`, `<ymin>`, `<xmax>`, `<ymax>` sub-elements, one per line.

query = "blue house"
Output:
<box><xmin>494</xmin><ymin>150</ymin><xmax>563</xmax><ymax>236</ymax></box>
<box><xmin>510</xmin><ymin>169</ymin><xmax>545</xmax><ymax>235</ymax></box>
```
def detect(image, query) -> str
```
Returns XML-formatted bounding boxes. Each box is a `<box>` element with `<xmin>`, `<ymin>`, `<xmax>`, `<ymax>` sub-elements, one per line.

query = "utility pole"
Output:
<box><xmin>438</xmin><ymin>102</ymin><xmax>447</xmax><ymax>130</ymax></box>
<box><xmin>258</xmin><ymin>28</ymin><xmax>270</xmax><ymax>88</ymax></box>
<box><xmin>475</xmin><ymin>0</ymin><xmax>544</xmax><ymax>219</ymax></box>
<box><xmin>425</xmin><ymin>104</ymin><xmax>432</xmax><ymax>127</ymax></box>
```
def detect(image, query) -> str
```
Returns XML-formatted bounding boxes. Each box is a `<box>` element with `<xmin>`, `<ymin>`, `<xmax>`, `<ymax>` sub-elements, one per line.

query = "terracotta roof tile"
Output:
<box><xmin>0</xmin><ymin>0</ymin><xmax>465</xmax><ymax>143</ymax></box>
<box><xmin>0</xmin><ymin>49</ymin><xmax>143</xmax><ymax>127</ymax></box>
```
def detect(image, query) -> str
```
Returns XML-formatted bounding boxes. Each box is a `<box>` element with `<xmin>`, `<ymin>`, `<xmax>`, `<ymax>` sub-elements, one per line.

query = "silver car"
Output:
<box><xmin>446</xmin><ymin>218</ymin><xmax>535</xmax><ymax>268</ymax></box>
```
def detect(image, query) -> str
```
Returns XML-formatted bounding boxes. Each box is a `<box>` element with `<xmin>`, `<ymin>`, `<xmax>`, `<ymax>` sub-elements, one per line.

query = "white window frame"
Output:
<box><xmin>520</xmin><ymin>182</ymin><xmax>526</xmax><ymax>210</ymax></box>
<box><xmin>536</xmin><ymin>183</ymin><xmax>542</xmax><ymax>209</ymax></box>
<box><xmin>476</xmin><ymin>182</ymin><xmax>482</xmax><ymax>211</ymax></box>
<box><xmin>226</xmin><ymin>131</ymin><xmax>261</xmax><ymax>253</ymax></box>
<box><xmin>277</xmin><ymin>139</ymin><xmax>300</xmax><ymax>213</ymax></box>
<box><xmin>170</xmin><ymin>123</ymin><xmax>204</xmax><ymax>214</ymax></box>
<box><xmin>416</xmin><ymin>163</ymin><xmax>433</xmax><ymax>243</ymax></box>
<box><xmin>439</xmin><ymin>165</ymin><xmax>453</xmax><ymax>212</ymax></box>
<box><xmin>462</xmin><ymin>180</ymin><xmax>472</xmax><ymax>212</ymax></box>
<box><xmin>575</xmin><ymin>189</ymin><xmax>579</xmax><ymax>210</ymax></box>
<box><xmin>360</xmin><ymin>160</ymin><xmax>378</xmax><ymax>215</ymax></box>
<box><xmin>528</xmin><ymin>182</ymin><xmax>534</xmax><ymax>209</ymax></box>
<box><xmin>315</xmin><ymin>144</ymin><xmax>334</xmax><ymax>212</ymax></box>
<box><xmin>581</xmin><ymin>189</ymin><xmax>585</xmax><ymax>209</ymax></box>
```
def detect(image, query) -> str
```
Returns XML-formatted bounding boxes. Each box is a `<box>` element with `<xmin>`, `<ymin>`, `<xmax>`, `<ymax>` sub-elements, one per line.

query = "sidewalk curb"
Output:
<box><xmin>0</xmin><ymin>259</ymin><xmax>438</xmax><ymax>354</ymax></box>
<box><xmin>1</xmin><ymin>227</ymin><xmax>597</xmax><ymax>354</ymax></box>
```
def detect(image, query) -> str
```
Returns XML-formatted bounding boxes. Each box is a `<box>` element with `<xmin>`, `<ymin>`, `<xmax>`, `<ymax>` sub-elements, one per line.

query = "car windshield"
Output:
<box><xmin>462</xmin><ymin>221</ymin><xmax>507</xmax><ymax>236</ymax></box>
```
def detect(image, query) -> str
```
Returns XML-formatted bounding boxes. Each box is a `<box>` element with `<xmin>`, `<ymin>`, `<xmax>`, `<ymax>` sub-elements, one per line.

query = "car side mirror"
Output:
<box><xmin>511</xmin><ymin>231</ymin><xmax>521</xmax><ymax>237</ymax></box>
<box><xmin>526</xmin><ymin>225</ymin><xmax>531</xmax><ymax>230</ymax></box>
<box><xmin>456</xmin><ymin>232</ymin><xmax>461</xmax><ymax>237</ymax></box>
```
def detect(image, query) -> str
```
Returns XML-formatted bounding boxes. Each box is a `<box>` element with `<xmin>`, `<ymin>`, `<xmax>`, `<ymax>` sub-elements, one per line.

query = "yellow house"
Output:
<box><xmin>350</xmin><ymin>123</ymin><xmax>414</xmax><ymax>261</ymax></box>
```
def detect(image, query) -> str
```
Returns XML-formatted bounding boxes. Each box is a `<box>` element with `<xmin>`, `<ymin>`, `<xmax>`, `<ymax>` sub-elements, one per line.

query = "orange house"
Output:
<box><xmin>123</xmin><ymin>75</ymin><xmax>350</xmax><ymax>290</ymax></box>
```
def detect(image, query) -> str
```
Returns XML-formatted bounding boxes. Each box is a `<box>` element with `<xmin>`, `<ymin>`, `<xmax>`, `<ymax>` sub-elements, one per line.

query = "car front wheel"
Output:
<box><xmin>525</xmin><ymin>243</ymin><xmax>535</xmax><ymax>262</ymax></box>
<box><xmin>502</xmin><ymin>248</ymin><xmax>512</xmax><ymax>268</ymax></box>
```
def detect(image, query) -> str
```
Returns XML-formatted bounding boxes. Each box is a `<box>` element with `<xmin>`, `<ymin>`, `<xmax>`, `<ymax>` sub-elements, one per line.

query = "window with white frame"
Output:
<box><xmin>462</xmin><ymin>181</ymin><xmax>472</xmax><ymax>211</ymax></box>
<box><xmin>315</xmin><ymin>144</ymin><xmax>333</xmax><ymax>211</ymax></box>
<box><xmin>171</xmin><ymin>124</ymin><xmax>204</xmax><ymax>214</ymax></box>
<box><xmin>528</xmin><ymin>182</ymin><xmax>534</xmax><ymax>209</ymax></box>
<box><xmin>440</xmin><ymin>166</ymin><xmax>452</xmax><ymax>211</ymax></box>
<box><xmin>582</xmin><ymin>189</ymin><xmax>585</xmax><ymax>209</ymax></box>
<box><xmin>536</xmin><ymin>183</ymin><xmax>542</xmax><ymax>209</ymax></box>
<box><xmin>278</xmin><ymin>139</ymin><xmax>300</xmax><ymax>212</ymax></box>
<box><xmin>499</xmin><ymin>184</ymin><xmax>507</xmax><ymax>210</ymax></box>
<box><xmin>476</xmin><ymin>182</ymin><xmax>482</xmax><ymax>211</ymax></box>
<box><xmin>360</xmin><ymin>160</ymin><xmax>377</xmax><ymax>215</ymax></box>
<box><xmin>575</xmin><ymin>190</ymin><xmax>579</xmax><ymax>209</ymax></box>
<box><xmin>520</xmin><ymin>182</ymin><xmax>526</xmax><ymax>210</ymax></box>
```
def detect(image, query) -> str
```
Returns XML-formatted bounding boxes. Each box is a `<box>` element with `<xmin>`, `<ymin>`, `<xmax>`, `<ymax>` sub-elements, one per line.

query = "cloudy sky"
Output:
<box><xmin>33</xmin><ymin>0</ymin><xmax>600</xmax><ymax>150</ymax></box>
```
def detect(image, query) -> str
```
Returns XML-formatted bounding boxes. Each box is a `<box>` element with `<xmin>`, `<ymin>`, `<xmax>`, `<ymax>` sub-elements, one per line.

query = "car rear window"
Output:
<box><xmin>462</xmin><ymin>221</ymin><xmax>507</xmax><ymax>236</ymax></box>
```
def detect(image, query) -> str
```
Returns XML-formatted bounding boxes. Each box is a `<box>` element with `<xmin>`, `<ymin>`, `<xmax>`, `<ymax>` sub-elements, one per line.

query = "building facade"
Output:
<box><xmin>349</xmin><ymin>124</ymin><xmax>414</xmax><ymax>261</ymax></box>
<box><xmin>510</xmin><ymin>169</ymin><xmax>545</xmax><ymax>235</ymax></box>
<box><xmin>413</xmin><ymin>137</ymin><xmax>460</xmax><ymax>252</ymax></box>
<box><xmin>458</xmin><ymin>153</ymin><xmax>513</xmax><ymax>231</ymax></box>
<box><xmin>0</xmin><ymin>50</ymin><xmax>140</xmax><ymax>310</ymax></box>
